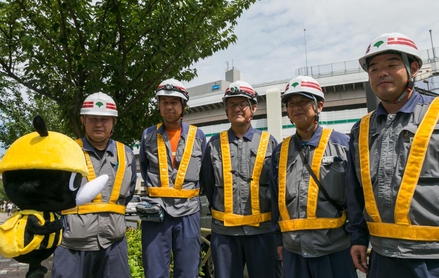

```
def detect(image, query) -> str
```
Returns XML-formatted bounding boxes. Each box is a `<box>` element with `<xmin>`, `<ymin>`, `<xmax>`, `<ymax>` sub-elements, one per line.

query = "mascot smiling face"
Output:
<box><xmin>0</xmin><ymin>116</ymin><xmax>107</xmax><ymax>278</ymax></box>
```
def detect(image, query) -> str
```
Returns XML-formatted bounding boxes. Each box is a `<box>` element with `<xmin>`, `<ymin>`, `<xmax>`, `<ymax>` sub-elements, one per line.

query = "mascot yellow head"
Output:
<box><xmin>0</xmin><ymin>116</ymin><xmax>88</xmax><ymax>211</ymax></box>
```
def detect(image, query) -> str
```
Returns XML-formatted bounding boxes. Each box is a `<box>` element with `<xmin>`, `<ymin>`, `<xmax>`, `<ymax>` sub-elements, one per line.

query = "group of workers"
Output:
<box><xmin>49</xmin><ymin>31</ymin><xmax>439</xmax><ymax>278</ymax></box>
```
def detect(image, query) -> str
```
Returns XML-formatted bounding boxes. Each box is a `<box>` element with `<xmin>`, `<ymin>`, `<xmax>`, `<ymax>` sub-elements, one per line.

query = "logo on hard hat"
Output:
<box><xmin>292</xmin><ymin>82</ymin><xmax>300</xmax><ymax>88</ymax></box>
<box><xmin>373</xmin><ymin>41</ymin><xmax>385</xmax><ymax>48</ymax></box>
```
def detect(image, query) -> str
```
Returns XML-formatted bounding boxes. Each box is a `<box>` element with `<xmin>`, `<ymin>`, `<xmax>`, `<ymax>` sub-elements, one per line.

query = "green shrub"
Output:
<box><xmin>126</xmin><ymin>227</ymin><xmax>208</xmax><ymax>277</ymax></box>
<box><xmin>126</xmin><ymin>228</ymin><xmax>144</xmax><ymax>278</ymax></box>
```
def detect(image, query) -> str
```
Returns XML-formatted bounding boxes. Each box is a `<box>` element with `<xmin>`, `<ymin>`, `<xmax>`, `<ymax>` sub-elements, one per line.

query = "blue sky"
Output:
<box><xmin>182</xmin><ymin>0</ymin><xmax>439</xmax><ymax>88</ymax></box>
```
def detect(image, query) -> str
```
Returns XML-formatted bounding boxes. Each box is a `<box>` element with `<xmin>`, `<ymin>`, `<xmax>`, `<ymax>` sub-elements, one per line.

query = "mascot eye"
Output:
<box><xmin>69</xmin><ymin>172</ymin><xmax>81</xmax><ymax>191</ymax></box>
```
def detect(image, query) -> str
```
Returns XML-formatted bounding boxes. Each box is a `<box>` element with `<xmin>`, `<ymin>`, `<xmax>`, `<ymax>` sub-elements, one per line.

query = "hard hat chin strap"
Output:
<box><xmin>292</xmin><ymin>96</ymin><xmax>319</xmax><ymax>133</ymax></box>
<box><xmin>384</xmin><ymin>53</ymin><xmax>414</xmax><ymax>105</ymax></box>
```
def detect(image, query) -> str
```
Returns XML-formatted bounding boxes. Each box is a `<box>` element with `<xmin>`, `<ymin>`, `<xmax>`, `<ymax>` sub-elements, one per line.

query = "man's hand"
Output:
<box><xmin>351</xmin><ymin>245</ymin><xmax>369</xmax><ymax>274</ymax></box>
<box><xmin>277</xmin><ymin>246</ymin><xmax>283</xmax><ymax>261</ymax></box>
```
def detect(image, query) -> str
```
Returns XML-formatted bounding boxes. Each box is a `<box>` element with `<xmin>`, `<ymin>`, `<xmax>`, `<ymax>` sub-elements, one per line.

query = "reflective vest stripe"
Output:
<box><xmin>110</xmin><ymin>142</ymin><xmax>126</xmax><ymax>203</ymax></box>
<box><xmin>147</xmin><ymin>187</ymin><xmax>200</xmax><ymax>198</ymax></box>
<box><xmin>278</xmin><ymin>136</ymin><xmax>291</xmax><ymax>222</ymax></box>
<box><xmin>62</xmin><ymin>140</ymin><xmax>126</xmax><ymax>215</ymax></box>
<box><xmin>220</xmin><ymin>131</ymin><xmax>233</xmax><ymax>214</ymax></box>
<box><xmin>251</xmin><ymin>131</ymin><xmax>270</xmax><ymax>216</ymax></box>
<box><xmin>278</xmin><ymin>129</ymin><xmax>345</xmax><ymax>232</ymax></box>
<box><xmin>149</xmin><ymin>124</ymin><xmax>199</xmax><ymax>198</ymax></box>
<box><xmin>307</xmin><ymin>129</ymin><xmax>332</xmax><ymax>219</ymax></box>
<box><xmin>280</xmin><ymin>211</ymin><xmax>346</xmax><ymax>232</ymax></box>
<box><xmin>62</xmin><ymin>203</ymin><xmax>126</xmax><ymax>215</ymax></box>
<box><xmin>359</xmin><ymin>112</ymin><xmax>381</xmax><ymax>222</ymax></box>
<box><xmin>211</xmin><ymin>210</ymin><xmax>272</xmax><ymax>227</ymax></box>
<box><xmin>359</xmin><ymin>97</ymin><xmax>439</xmax><ymax>241</ymax></box>
<box><xmin>212</xmin><ymin>131</ymin><xmax>271</xmax><ymax>226</ymax></box>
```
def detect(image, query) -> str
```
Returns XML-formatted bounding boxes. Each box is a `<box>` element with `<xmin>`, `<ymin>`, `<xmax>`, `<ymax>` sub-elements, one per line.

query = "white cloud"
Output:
<box><xmin>183</xmin><ymin>0</ymin><xmax>439</xmax><ymax>87</ymax></box>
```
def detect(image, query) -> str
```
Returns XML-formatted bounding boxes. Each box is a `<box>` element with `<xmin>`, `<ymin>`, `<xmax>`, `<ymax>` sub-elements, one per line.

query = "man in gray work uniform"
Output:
<box><xmin>139</xmin><ymin>78</ymin><xmax>206</xmax><ymax>278</ymax></box>
<box><xmin>200</xmin><ymin>80</ymin><xmax>279</xmax><ymax>278</ymax></box>
<box><xmin>52</xmin><ymin>92</ymin><xmax>137</xmax><ymax>278</ymax></box>
<box><xmin>347</xmin><ymin>32</ymin><xmax>439</xmax><ymax>278</ymax></box>
<box><xmin>270</xmin><ymin>75</ymin><xmax>356</xmax><ymax>278</ymax></box>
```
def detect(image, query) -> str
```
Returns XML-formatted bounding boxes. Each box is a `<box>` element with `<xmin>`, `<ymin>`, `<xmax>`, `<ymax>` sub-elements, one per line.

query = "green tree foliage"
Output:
<box><xmin>0</xmin><ymin>179</ymin><xmax>7</xmax><ymax>202</ymax></box>
<box><xmin>0</xmin><ymin>0</ymin><xmax>256</xmax><ymax>147</ymax></box>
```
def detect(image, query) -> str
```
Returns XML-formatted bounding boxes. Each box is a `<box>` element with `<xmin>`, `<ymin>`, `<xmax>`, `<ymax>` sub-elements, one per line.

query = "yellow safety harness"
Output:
<box><xmin>211</xmin><ymin>131</ymin><xmax>271</xmax><ymax>227</ymax></box>
<box><xmin>62</xmin><ymin>139</ymin><xmax>126</xmax><ymax>215</ymax></box>
<box><xmin>147</xmin><ymin>124</ymin><xmax>200</xmax><ymax>198</ymax></box>
<box><xmin>0</xmin><ymin>210</ymin><xmax>62</xmax><ymax>257</ymax></box>
<box><xmin>359</xmin><ymin>97</ymin><xmax>439</xmax><ymax>241</ymax></box>
<box><xmin>277</xmin><ymin>129</ymin><xmax>346</xmax><ymax>232</ymax></box>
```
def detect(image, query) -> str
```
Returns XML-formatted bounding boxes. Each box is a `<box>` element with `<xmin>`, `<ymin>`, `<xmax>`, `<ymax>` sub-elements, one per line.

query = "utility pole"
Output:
<box><xmin>304</xmin><ymin>29</ymin><xmax>308</xmax><ymax>75</ymax></box>
<box><xmin>430</xmin><ymin>29</ymin><xmax>436</xmax><ymax>60</ymax></box>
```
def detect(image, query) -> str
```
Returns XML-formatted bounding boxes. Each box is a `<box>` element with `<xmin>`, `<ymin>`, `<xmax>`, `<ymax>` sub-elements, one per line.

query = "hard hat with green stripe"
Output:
<box><xmin>80</xmin><ymin>92</ymin><xmax>118</xmax><ymax>117</ymax></box>
<box><xmin>359</xmin><ymin>32</ymin><xmax>422</xmax><ymax>71</ymax></box>
<box><xmin>282</xmin><ymin>75</ymin><xmax>324</xmax><ymax>103</ymax></box>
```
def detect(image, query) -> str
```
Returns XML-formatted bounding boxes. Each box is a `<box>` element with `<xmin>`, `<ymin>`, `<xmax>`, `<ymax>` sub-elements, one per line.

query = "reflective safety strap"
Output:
<box><xmin>110</xmin><ymin>142</ymin><xmax>126</xmax><ymax>203</ymax></box>
<box><xmin>360</xmin><ymin>98</ymin><xmax>439</xmax><ymax>241</ymax></box>
<box><xmin>220</xmin><ymin>131</ymin><xmax>233</xmax><ymax>214</ymax></box>
<box><xmin>151</xmin><ymin>124</ymin><xmax>198</xmax><ymax>198</ymax></box>
<box><xmin>395</xmin><ymin>97</ymin><xmax>439</xmax><ymax>225</ymax></box>
<box><xmin>250</xmin><ymin>132</ymin><xmax>270</xmax><ymax>217</ymax></box>
<box><xmin>61</xmin><ymin>203</ymin><xmax>126</xmax><ymax>215</ymax></box>
<box><xmin>278</xmin><ymin>137</ymin><xmax>291</xmax><ymax>222</ymax></box>
<box><xmin>211</xmin><ymin>209</ymin><xmax>271</xmax><ymax>227</ymax></box>
<box><xmin>367</xmin><ymin>222</ymin><xmax>439</xmax><ymax>241</ymax></box>
<box><xmin>147</xmin><ymin>187</ymin><xmax>200</xmax><ymax>198</ymax></box>
<box><xmin>213</xmin><ymin>131</ymin><xmax>271</xmax><ymax>226</ymax></box>
<box><xmin>307</xmin><ymin>129</ymin><xmax>332</xmax><ymax>219</ymax></box>
<box><xmin>279</xmin><ymin>211</ymin><xmax>346</xmax><ymax>232</ymax></box>
<box><xmin>359</xmin><ymin>112</ymin><xmax>382</xmax><ymax>222</ymax></box>
<box><xmin>62</xmin><ymin>140</ymin><xmax>127</xmax><ymax>215</ymax></box>
<box><xmin>278</xmin><ymin>129</ymin><xmax>342</xmax><ymax>232</ymax></box>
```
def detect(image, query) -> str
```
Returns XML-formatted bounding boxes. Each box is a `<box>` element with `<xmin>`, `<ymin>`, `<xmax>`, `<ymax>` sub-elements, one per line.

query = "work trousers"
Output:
<box><xmin>141</xmin><ymin>211</ymin><xmax>201</xmax><ymax>278</ymax></box>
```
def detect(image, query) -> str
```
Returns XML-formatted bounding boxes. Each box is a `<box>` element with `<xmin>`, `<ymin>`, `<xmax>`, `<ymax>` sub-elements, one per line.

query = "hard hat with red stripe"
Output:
<box><xmin>359</xmin><ymin>32</ymin><xmax>422</xmax><ymax>71</ymax></box>
<box><xmin>80</xmin><ymin>92</ymin><xmax>118</xmax><ymax>117</ymax></box>
<box><xmin>155</xmin><ymin>78</ymin><xmax>189</xmax><ymax>102</ymax></box>
<box><xmin>223</xmin><ymin>80</ymin><xmax>258</xmax><ymax>103</ymax></box>
<box><xmin>282</xmin><ymin>76</ymin><xmax>324</xmax><ymax>103</ymax></box>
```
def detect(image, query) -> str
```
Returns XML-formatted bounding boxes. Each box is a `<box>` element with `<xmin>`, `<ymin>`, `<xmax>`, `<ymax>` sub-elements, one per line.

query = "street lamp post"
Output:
<box><xmin>424</xmin><ymin>79</ymin><xmax>430</xmax><ymax>90</ymax></box>
<box><xmin>304</xmin><ymin>29</ymin><xmax>308</xmax><ymax>75</ymax></box>
<box><xmin>430</xmin><ymin>29</ymin><xmax>436</xmax><ymax>60</ymax></box>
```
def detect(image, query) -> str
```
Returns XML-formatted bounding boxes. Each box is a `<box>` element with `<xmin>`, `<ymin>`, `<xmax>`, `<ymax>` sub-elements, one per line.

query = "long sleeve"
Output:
<box><xmin>345</xmin><ymin>128</ymin><xmax>369</xmax><ymax>247</ymax></box>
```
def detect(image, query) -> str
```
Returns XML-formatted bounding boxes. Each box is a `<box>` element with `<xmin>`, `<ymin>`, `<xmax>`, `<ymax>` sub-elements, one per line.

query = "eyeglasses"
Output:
<box><xmin>286</xmin><ymin>99</ymin><xmax>313</xmax><ymax>108</ymax></box>
<box><xmin>225</xmin><ymin>102</ymin><xmax>249</xmax><ymax>110</ymax></box>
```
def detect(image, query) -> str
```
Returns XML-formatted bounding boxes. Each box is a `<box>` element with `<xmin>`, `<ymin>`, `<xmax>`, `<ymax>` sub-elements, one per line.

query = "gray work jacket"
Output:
<box><xmin>61</xmin><ymin>138</ymin><xmax>137</xmax><ymax>251</ymax></box>
<box><xmin>346</xmin><ymin>91</ymin><xmax>439</xmax><ymax>258</ymax></box>
<box><xmin>201</xmin><ymin>126</ymin><xmax>278</xmax><ymax>236</ymax></box>
<box><xmin>270</xmin><ymin>126</ymin><xmax>350</xmax><ymax>257</ymax></box>
<box><xmin>139</xmin><ymin>122</ymin><xmax>206</xmax><ymax>217</ymax></box>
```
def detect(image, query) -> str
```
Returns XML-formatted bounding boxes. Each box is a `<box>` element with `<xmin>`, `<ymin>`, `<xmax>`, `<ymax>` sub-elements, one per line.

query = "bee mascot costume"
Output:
<box><xmin>0</xmin><ymin>116</ymin><xmax>108</xmax><ymax>278</ymax></box>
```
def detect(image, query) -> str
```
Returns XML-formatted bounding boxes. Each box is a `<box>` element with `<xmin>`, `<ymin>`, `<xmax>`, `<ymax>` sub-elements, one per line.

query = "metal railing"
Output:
<box><xmin>296</xmin><ymin>47</ymin><xmax>439</xmax><ymax>79</ymax></box>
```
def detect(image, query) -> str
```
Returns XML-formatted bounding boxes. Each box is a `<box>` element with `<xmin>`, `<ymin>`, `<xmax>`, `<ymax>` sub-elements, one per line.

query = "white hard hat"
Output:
<box><xmin>282</xmin><ymin>76</ymin><xmax>324</xmax><ymax>103</ymax></box>
<box><xmin>359</xmin><ymin>32</ymin><xmax>422</xmax><ymax>71</ymax></box>
<box><xmin>223</xmin><ymin>80</ymin><xmax>258</xmax><ymax>103</ymax></box>
<box><xmin>155</xmin><ymin>78</ymin><xmax>189</xmax><ymax>102</ymax></box>
<box><xmin>80</xmin><ymin>92</ymin><xmax>118</xmax><ymax>117</ymax></box>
